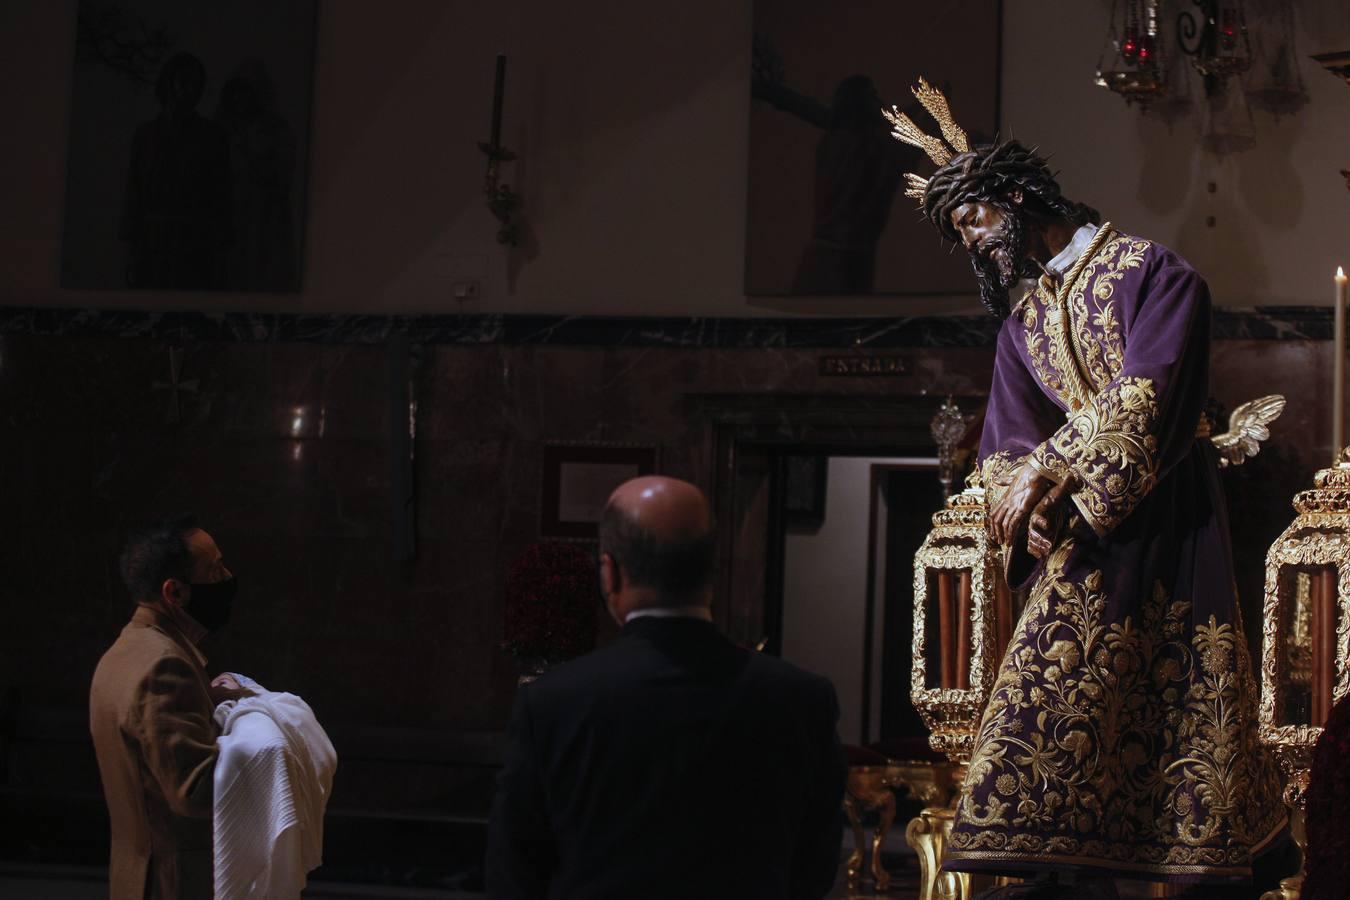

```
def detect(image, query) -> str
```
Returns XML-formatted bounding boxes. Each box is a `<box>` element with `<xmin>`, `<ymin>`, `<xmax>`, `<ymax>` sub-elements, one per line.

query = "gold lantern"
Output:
<box><xmin>1260</xmin><ymin>448</ymin><xmax>1350</xmax><ymax>900</ymax></box>
<box><xmin>908</xmin><ymin>479</ymin><xmax>1014</xmax><ymax>900</ymax></box>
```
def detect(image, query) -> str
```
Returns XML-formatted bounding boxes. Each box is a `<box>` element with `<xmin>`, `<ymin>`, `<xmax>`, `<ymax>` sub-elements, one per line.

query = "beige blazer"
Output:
<box><xmin>90</xmin><ymin>605</ymin><xmax>218</xmax><ymax>899</ymax></box>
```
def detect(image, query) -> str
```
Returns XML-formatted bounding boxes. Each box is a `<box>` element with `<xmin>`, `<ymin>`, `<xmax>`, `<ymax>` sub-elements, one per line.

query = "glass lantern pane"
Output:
<box><xmin>1276</xmin><ymin>569</ymin><xmax>1312</xmax><ymax>727</ymax></box>
<box><xmin>923</xmin><ymin>567</ymin><xmax>974</xmax><ymax>690</ymax></box>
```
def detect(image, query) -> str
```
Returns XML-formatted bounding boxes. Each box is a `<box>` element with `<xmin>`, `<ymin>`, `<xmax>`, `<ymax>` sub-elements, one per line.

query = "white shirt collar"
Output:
<box><xmin>625</xmin><ymin>605</ymin><xmax>713</xmax><ymax>624</ymax></box>
<box><xmin>1045</xmin><ymin>223</ymin><xmax>1099</xmax><ymax>281</ymax></box>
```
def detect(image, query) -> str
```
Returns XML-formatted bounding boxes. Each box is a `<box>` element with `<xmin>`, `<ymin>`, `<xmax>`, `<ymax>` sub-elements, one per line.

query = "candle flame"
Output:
<box><xmin>1340</xmin><ymin>266</ymin><xmax>1346</xmax><ymax>279</ymax></box>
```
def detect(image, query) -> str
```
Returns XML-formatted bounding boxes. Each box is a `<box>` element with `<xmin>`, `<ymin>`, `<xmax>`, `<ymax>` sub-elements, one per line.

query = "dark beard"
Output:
<box><xmin>969</xmin><ymin>204</ymin><xmax>1034</xmax><ymax>318</ymax></box>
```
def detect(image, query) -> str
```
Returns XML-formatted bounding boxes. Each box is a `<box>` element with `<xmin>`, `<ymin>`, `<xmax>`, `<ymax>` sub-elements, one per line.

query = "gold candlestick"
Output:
<box><xmin>1337</xmin><ymin>267</ymin><xmax>1347</xmax><ymax>460</ymax></box>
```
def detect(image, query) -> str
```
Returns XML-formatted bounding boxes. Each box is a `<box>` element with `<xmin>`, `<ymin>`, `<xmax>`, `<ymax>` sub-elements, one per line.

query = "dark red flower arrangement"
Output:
<box><xmin>502</xmin><ymin>541</ymin><xmax>599</xmax><ymax>665</ymax></box>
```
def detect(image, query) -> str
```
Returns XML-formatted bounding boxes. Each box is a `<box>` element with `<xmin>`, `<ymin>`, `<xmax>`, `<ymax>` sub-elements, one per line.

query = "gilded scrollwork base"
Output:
<box><xmin>844</xmin><ymin>766</ymin><xmax>899</xmax><ymax>892</ymax></box>
<box><xmin>888</xmin><ymin>758</ymin><xmax>958</xmax><ymax>809</ymax></box>
<box><xmin>906</xmin><ymin>806</ymin><xmax>962</xmax><ymax>900</ymax></box>
<box><xmin>905</xmin><ymin>804</ymin><xmax>1003</xmax><ymax>900</ymax></box>
<box><xmin>1259</xmin><ymin>770</ymin><xmax>1309</xmax><ymax>900</ymax></box>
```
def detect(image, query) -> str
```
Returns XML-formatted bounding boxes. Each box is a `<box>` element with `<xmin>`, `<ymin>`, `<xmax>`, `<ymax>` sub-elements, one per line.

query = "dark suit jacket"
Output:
<box><xmin>487</xmin><ymin>615</ymin><xmax>845</xmax><ymax>900</ymax></box>
<box><xmin>90</xmin><ymin>606</ymin><xmax>217</xmax><ymax>900</ymax></box>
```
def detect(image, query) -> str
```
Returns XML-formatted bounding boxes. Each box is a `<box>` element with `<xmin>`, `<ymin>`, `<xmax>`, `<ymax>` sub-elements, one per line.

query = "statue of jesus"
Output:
<box><xmin>889</xmin><ymin>79</ymin><xmax>1287</xmax><ymax>898</ymax></box>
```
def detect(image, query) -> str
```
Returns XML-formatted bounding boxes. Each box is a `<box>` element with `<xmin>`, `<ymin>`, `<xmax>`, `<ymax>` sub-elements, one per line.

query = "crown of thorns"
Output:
<box><xmin>885</xmin><ymin>78</ymin><xmax>1063</xmax><ymax>243</ymax></box>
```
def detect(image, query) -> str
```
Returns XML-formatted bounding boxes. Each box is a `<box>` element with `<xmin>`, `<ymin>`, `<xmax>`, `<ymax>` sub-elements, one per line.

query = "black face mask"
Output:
<box><xmin>186</xmin><ymin>576</ymin><xmax>238</xmax><ymax>632</ymax></box>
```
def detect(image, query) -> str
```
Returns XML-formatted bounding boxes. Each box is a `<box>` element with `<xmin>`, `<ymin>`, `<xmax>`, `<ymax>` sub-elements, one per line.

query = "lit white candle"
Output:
<box><xmin>1337</xmin><ymin>266</ymin><xmax>1347</xmax><ymax>461</ymax></box>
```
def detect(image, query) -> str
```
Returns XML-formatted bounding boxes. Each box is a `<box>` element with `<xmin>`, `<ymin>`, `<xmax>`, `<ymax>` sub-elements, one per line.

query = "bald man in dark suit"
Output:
<box><xmin>487</xmin><ymin>476</ymin><xmax>845</xmax><ymax>899</ymax></box>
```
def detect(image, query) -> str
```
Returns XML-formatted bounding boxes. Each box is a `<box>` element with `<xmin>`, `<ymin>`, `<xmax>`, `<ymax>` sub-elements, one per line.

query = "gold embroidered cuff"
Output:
<box><xmin>1025</xmin><ymin>452</ymin><xmax>1067</xmax><ymax>486</ymax></box>
<box><xmin>1069</xmin><ymin>490</ymin><xmax>1109</xmax><ymax>537</ymax></box>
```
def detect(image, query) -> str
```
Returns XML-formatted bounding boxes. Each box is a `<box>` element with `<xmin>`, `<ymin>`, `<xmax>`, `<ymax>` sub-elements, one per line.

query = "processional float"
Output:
<box><xmin>907</xmin><ymin>395</ymin><xmax>1285</xmax><ymax>900</ymax></box>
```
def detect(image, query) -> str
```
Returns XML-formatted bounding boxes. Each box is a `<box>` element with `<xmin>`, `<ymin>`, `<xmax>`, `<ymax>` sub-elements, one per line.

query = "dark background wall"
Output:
<box><xmin>0</xmin><ymin>309</ymin><xmax>1331</xmax><ymax>889</ymax></box>
<box><xmin>0</xmin><ymin>313</ymin><xmax>1329</xmax><ymax>734</ymax></box>
<box><xmin>2</xmin><ymin>1</ymin><xmax>1348</xmax><ymax>317</ymax></box>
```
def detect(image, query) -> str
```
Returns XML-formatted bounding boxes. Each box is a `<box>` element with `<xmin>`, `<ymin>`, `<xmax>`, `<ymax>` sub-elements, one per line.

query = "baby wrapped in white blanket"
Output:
<box><xmin>212</xmin><ymin>673</ymin><xmax>337</xmax><ymax>900</ymax></box>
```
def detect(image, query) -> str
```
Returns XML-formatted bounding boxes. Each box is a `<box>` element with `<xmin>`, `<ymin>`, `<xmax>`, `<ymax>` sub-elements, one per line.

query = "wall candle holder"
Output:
<box><xmin>478</xmin><ymin>53</ymin><xmax>520</xmax><ymax>245</ymax></box>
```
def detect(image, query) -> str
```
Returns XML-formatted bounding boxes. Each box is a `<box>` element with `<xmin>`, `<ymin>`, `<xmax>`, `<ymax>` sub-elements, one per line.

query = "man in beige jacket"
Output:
<box><xmin>90</xmin><ymin>515</ymin><xmax>250</xmax><ymax>899</ymax></box>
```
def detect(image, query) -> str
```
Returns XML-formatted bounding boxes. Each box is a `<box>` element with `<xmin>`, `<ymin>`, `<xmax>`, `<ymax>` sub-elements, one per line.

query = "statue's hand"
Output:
<box><xmin>1027</xmin><ymin>478</ymin><xmax>1076</xmax><ymax>558</ymax></box>
<box><xmin>990</xmin><ymin>465</ymin><xmax>1054</xmax><ymax>546</ymax></box>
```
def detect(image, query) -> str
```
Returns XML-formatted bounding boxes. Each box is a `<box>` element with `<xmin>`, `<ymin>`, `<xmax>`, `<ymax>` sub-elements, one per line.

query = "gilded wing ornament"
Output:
<box><xmin>1210</xmin><ymin>394</ymin><xmax>1286</xmax><ymax>468</ymax></box>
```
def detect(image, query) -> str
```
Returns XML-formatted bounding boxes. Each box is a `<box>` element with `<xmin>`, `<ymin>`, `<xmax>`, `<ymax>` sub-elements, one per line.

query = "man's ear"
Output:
<box><xmin>161</xmin><ymin>578</ymin><xmax>186</xmax><ymax>609</ymax></box>
<box><xmin>598</xmin><ymin>553</ymin><xmax>619</xmax><ymax>599</ymax></box>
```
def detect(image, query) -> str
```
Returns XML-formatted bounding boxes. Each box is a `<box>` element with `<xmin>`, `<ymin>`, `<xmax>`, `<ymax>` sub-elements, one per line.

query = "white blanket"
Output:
<box><xmin>213</xmin><ymin>674</ymin><xmax>337</xmax><ymax>900</ymax></box>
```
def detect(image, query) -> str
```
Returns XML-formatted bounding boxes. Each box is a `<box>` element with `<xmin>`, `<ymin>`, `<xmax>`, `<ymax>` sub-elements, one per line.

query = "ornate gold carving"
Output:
<box><xmin>888</xmin><ymin>758</ymin><xmax>959</xmax><ymax>809</ymax></box>
<box><xmin>847</xmin><ymin>759</ymin><xmax>960</xmax><ymax>893</ymax></box>
<box><xmin>906</xmin><ymin>807</ymin><xmax>975</xmax><ymax>900</ymax></box>
<box><xmin>1259</xmin><ymin>452</ymin><xmax>1350</xmax><ymax>896</ymax></box>
<box><xmin>912</xmin><ymin>520</ymin><xmax>999</xmax><ymax>753</ymax></box>
<box><xmin>932</xmin><ymin>397</ymin><xmax>972</xmax><ymax>499</ymax></box>
<box><xmin>910</xmin><ymin>480</ymin><xmax>1009</xmax><ymax>900</ymax></box>
<box><xmin>844</xmin><ymin>766</ymin><xmax>898</xmax><ymax>892</ymax></box>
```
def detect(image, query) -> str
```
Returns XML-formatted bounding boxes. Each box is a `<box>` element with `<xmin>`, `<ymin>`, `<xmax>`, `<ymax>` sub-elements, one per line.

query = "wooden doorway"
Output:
<box><xmin>688</xmin><ymin>393</ymin><xmax>982</xmax><ymax>745</ymax></box>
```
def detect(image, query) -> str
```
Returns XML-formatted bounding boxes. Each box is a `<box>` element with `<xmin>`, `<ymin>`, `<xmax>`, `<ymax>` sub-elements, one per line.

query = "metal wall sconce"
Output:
<box><xmin>478</xmin><ymin>54</ymin><xmax>520</xmax><ymax>246</ymax></box>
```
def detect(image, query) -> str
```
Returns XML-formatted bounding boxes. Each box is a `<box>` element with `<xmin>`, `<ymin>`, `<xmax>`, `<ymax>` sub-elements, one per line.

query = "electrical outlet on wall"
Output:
<box><xmin>452</xmin><ymin>280</ymin><xmax>481</xmax><ymax>302</ymax></box>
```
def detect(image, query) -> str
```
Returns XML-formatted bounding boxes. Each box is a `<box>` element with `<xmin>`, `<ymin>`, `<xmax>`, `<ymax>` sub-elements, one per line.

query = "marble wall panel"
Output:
<box><xmin>0</xmin><ymin>329</ymin><xmax>1336</xmax><ymax>763</ymax></box>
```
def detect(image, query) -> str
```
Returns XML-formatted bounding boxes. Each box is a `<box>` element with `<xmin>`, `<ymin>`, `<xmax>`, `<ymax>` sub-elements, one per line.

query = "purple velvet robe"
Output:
<box><xmin>945</xmin><ymin>225</ymin><xmax>1285</xmax><ymax>884</ymax></box>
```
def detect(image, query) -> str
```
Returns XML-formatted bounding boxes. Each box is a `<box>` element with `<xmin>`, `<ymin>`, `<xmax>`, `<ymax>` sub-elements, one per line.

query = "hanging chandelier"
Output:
<box><xmin>1095</xmin><ymin>0</ymin><xmax>1169</xmax><ymax>107</ymax></box>
<box><xmin>1095</xmin><ymin>0</ymin><xmax>1307</xmax><ymax>155</ymax></box>
<box><xmin>1177</xmin><ymin>0</ymin><xmax>1252</xmax><ymax>79</ymax></box>
<box><xmin>1245</xmin><ymin>0</ymin><xmax>1307</xmax><ymax>117</ymax></box>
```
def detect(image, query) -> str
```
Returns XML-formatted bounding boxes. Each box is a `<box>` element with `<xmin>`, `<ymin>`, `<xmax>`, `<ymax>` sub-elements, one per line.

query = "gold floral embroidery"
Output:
<box><xmin>1068</xmin><ymin>235</ymin><xmax>1149</xmax><ymax>392</ymax></box>
<box><xmin>1020</xmin><ymin>297</ymin><xmax>1070</xmax><ymax>409</ymax></box>
<box><xmin>949</xmin><ymin>545</ymin><xmax>1285</xmax><ymax>876</ymax></box>
<box><xmin>1033</xmin><ymin>376</ymin><xmax>1161</xmax><ymax>535</ymax></box>
<box><xmin>1018</xmin><ymin>225</ymin><xmax>1117</xmax><ymax>412</ymax></box>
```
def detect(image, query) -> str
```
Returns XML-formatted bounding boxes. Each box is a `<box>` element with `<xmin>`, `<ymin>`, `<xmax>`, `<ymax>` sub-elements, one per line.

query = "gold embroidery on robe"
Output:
<box><xmin>948</xmin><ymin>542</ymin><xmax>1286</xmax><ymax>874</ymax></box>
<box><xmin>1068</xmin><ymin>235</ymin><xmax>1149</xmax><ymax>392</ymax></box>
<box><xmin>1032</xmin><ymin>376</ymin><xmax>1161</xmax><ymax>535</ymax></box>
<box><xmin>1018</xmin><ymin>225</ymin><xmax>1120</xmax><ymax>413</ymax></box>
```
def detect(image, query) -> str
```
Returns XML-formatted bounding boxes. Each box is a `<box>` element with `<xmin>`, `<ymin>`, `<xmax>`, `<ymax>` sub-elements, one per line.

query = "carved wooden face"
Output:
<box><xmin>949</xmin><ymin>197</ymin><xmax>1024</xmax><ymax>290</ymax></box>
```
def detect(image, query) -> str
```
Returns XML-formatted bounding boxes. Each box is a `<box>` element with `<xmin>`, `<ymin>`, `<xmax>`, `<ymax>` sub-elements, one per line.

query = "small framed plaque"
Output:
<box><xmin>541</xmin><ymin>443</ymin><xmax>659</xmax><ymax>540</ymax></box>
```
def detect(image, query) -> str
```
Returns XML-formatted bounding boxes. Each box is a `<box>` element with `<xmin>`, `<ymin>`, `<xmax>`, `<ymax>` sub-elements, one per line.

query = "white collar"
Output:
<box><xmin>625</xmin><ymin>605</ymin><xmax>713</xmax><ymax>624</ymax></box>
<box><xmin>1045</xmin><ymin>223</ymin><xmax>1099</xmax><ymax>281</ymax></box>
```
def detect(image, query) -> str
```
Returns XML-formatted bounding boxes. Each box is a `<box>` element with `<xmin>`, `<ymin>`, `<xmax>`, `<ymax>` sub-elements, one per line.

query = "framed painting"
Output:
<box><xmin>541</xmin><ymin>443</ymin><xmax>659</xmax><ymax>541</ymax></box>
<box><xmin>61</xmin><ymin>0</ymin><xmax>317</xmax><ymax>291</ymax></box>
<box><xmin>747</xmin><ymin>0</ymin><xmax>1002</xmax><ymax>296</ymax></box>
